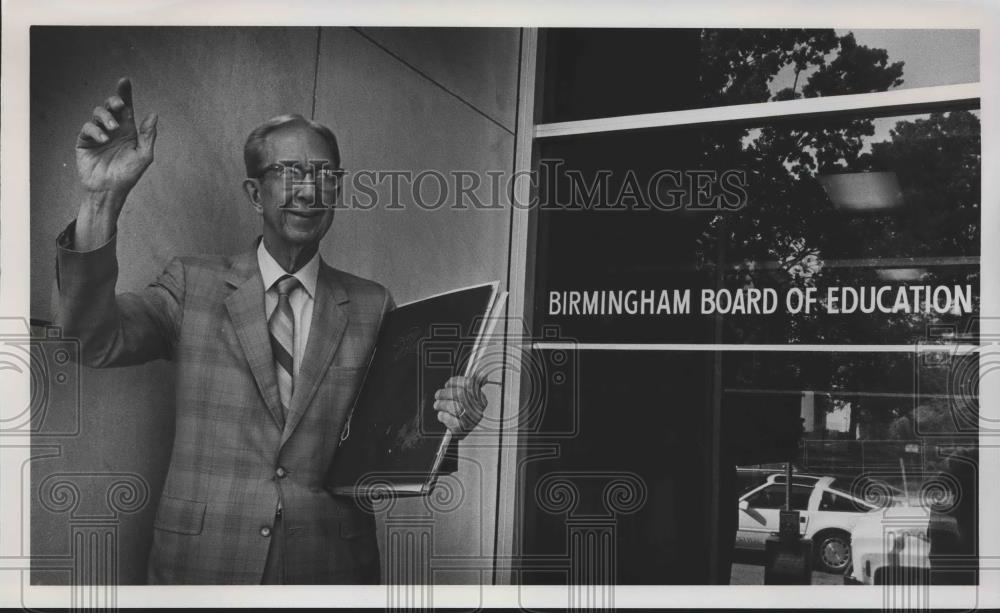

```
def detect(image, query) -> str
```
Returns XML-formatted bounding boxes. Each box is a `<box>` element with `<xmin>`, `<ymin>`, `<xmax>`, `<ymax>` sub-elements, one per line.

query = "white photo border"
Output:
<box><xmin>2</xmin><ymin>0</ymin><xmax>997</xmax><ymax>609</ymax></box>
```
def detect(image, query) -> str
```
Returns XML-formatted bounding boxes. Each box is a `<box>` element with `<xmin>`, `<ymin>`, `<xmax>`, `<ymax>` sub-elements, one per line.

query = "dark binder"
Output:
<box><xmin>324</xmin><ymin>281</ymin><xmax>503</xmax><ymax>497</ymax></box>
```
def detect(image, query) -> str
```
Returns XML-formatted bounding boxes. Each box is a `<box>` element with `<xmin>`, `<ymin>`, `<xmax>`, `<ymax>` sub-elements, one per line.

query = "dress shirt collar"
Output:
<box><xmin>256</xmin><ymin>239</ymin><xmax>320</xmax><ymax>299</ymax></box>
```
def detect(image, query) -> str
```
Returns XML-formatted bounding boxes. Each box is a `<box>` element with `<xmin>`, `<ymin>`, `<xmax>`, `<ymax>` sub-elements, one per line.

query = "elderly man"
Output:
<box><xmin>55</xmin><ymin>78</ymin><xmax>487</xmax><ymax>584</ymax></box>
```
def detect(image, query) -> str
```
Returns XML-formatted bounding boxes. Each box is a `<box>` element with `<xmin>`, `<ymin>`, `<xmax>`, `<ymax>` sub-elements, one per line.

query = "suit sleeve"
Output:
<box><xmin>54</xmin><ymin>220</ymin><xmax>185</xmax><ymax>368</ymax></box>
<box><xmin>382</xmin><ymin>288</ymin><xmax>396</xmax><ymax>316</ymax></box>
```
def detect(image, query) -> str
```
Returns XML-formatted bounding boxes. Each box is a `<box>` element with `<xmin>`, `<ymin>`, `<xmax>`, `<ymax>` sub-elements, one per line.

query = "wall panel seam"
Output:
<box><xmin>349</xmin><ymin>26</ymin><xmax>515</xmax><ymax>136</ymax></box>
<box><xmin>310</xmin><ymin>27</ymin><xmax>322</xmax><ymax>119</ymax></box>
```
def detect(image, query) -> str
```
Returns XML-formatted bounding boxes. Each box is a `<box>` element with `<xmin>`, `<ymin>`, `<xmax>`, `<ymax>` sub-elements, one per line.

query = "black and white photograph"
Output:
<box><xmin>1</xmin><ymin>1</ymin><xmax>998</xmax><ymax>610</ymax></box>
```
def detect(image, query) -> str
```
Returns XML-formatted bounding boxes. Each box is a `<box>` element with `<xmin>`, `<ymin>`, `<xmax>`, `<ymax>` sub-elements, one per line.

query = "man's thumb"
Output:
<box><xmin>471</xmin><ymin>369</ymin><xmax>488</xmax><ymax>391</ymax></box>
<box><xmin>138</xmin><ymin>113</ymin><xmax>158</xmax><ymax>154</ymax></box>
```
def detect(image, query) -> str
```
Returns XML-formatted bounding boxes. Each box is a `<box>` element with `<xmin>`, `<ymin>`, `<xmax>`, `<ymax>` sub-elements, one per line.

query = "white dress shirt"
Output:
<box><xmin>257</xmin><ymin>240</ymin><xmax>320</xmax><ymax>378</ymax></box>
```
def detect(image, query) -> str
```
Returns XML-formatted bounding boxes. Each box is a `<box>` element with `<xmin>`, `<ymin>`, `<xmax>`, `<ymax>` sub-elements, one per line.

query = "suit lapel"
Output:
<box><xmin>280</xmin><ymin>262</ymin><xmax>350</xmax><ymax>447</ymax></box>
<box><xmin>223</xmin><ymin>250</ymin><xmax>285</xmax><ymax>431</ymax></box>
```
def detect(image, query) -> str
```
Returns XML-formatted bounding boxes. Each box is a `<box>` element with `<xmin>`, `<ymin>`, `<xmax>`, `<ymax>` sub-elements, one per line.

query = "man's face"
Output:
<box><xmin>251</xmin><ymin>124</ymin><xmax>338</xmax><ymax>251</ymax></box>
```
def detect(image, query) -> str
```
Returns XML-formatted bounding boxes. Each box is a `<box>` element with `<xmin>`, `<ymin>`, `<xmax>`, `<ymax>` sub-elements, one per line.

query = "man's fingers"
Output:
<box><xmin>103</xmin><ymin>95</ymin><xmax>125</xmax><ymax>113</ymax></box>
<box><xmin>440</xmin><ymin>377</ymin><xmax>487</xmax><ymax>406</ymax></box>
<box><xmin>137</xmin><ymin>113</ymin><xmax>158</xmax><ymax>156</ymax></box>
<box><xmin>434</xmin><ymin>398</ymin><xmax>466</xmax><ymax>432</ymax></box>
<box><xmin>435</xmin><ymin>386</ymin><xmax>482</xmax><ymax>406</ymax></box>
<box><xmin>92</xmin><ymin>106</ymin><xmax>119</xmax><ymax>132</ymax></box>
<box><xmin>443</xmin><ymin>375</ymin><xmax>487</xmax><ymax>394</ymax></box>
<box><xmin>436</xmin><ymin>411</ymin><xmax>461</xmax><ymax>432</ymax></box>
<box><xmin>443</xmin><ymin>375</ymin><xmax>472</xmax><ymax>388</ymax></box>
<box><xmin>116</xmin><ymin>77</ymin><xmax>135</xmax><ymax>120</ymax></box>
<box><xmin>435</xmin><ymin>376</ymin><xmax>489</xmax><ymax>433</ymax></box>
<box><xmin>434</xmin><ymin>394</ymin><xmax>482</xmax><ymax>424</ymax></box>
<box><xmin>116</xmin><ymin>77</ymin><xmax>133</xmax><ymax>108</ymax></box>
<box><xmin>433</xmin><ymin>398</ymin><xmax>463</xmax><ymax>418</ymax></box>
<box><xmin>448</xmin><ymin>374</ymin><xmax>488</xmax><ymax>386</ymax></box>
<box><xmin>78</xmin><ymin>121</ymin><xmax>108</xmax><ymax>145</ymax></box>
<box><xmin>435</xmin><ymin>381</ymin><xmax>488</xmax><ymax>434</ymax></box>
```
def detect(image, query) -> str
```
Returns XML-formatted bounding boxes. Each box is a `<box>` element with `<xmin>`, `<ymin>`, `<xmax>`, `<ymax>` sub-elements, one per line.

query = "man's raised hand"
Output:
<box><xmin>75</xmin><ymin>77</ymin><xmax>158</xmax><ymax>201</ymax></box>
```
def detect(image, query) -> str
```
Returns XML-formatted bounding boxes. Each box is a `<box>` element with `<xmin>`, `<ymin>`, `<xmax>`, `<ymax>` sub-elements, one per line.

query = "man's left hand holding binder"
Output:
<box><xmin>433</xmin><ymin>374</ymin><xmax>488</xmax><ymax>437</ymax></box>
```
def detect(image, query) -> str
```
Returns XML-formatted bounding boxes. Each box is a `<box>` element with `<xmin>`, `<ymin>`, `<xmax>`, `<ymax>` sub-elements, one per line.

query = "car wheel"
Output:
<box><xmin>814</xmin><ymin>530</ymin><xmax>851</xmax><ymax>574</ymax></box>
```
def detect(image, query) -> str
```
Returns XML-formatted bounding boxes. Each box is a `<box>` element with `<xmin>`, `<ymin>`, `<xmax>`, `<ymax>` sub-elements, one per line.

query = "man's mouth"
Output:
<box><xmin>283</xmin><ymin>208</ymin><xmax>326</xmax><ymax>219</ymax></box>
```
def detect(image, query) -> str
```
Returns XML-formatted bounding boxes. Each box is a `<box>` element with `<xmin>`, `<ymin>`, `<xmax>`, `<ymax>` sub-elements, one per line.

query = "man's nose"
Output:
<box><xmin>291</xmin><ymin>178</ymin><xmax>318</xmax><ymax>206</ymax></box>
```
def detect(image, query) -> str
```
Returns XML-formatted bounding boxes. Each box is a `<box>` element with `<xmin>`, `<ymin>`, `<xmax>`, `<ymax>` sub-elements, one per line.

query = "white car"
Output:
<box><xmin>736</xmin><ymin>474</ymin><xmax>881</xmax><ymax>573</ymax></box>
<box><xmin>845</xmin><ymin>506</ymin><xmax>932</xmax><ymax>584</ymax></box>
<box><xmin>846</xmin><ymin>506</ymin><xmax>959</xmax><ymax>585</ymax></box>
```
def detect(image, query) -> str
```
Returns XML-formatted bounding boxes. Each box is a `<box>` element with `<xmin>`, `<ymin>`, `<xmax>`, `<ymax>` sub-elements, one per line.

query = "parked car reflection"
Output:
<box><xmin>736</xmin><ymin>474</ymin><xmax>884</xmax><ymax>573</ymax></box>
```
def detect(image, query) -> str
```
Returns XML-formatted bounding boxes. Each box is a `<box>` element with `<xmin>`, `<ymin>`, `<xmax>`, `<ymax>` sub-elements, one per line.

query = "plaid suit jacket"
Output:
<box><xmin>55</xmin><ymin>224</ymin><xmax>393</xmax><ymax>584</ymax></box>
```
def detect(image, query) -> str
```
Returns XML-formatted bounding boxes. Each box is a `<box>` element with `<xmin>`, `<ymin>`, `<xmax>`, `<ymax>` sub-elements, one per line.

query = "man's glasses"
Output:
<box><xmin>254</xmin><ymin>162</ymin><xmax>344</xmax><ymax>191</ymax></box>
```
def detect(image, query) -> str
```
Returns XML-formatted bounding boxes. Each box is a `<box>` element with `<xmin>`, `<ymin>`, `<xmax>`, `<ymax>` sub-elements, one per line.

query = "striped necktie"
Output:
<box><xmin>269</xmin><ymin>274</ymin><xmax>300</xmax><ymax>418</ymax></box>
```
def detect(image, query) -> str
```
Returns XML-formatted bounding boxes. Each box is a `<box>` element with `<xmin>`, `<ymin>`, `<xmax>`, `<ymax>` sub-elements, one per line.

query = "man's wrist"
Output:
<box><xmin>75</xmin><ymin>191</ymin><xmax>125</xmax><ymax>251</ymax></box>
<box><xmin>82</xmin><ymin>189</ymin><xmax>127</xmax><ymax>212</ymax></box>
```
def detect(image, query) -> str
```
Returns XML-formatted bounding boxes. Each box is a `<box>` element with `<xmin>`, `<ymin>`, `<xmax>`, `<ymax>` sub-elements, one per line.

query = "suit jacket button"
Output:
<box><xmin>275</xmin><ymin>466</ymin><xmax>287</xmax><ymax>478</ymax></box>
<box><xmin>260</xmin><ymin>526</ymin><xmax>272</xmax><ymax>537</ymax></box>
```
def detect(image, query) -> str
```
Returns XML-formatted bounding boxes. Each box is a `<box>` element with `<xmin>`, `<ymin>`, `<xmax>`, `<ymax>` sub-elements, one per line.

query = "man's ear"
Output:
<box><xmin>242</xmin><ymin>178</ymin><xmax>263</xmax><ymax>213</ymax></box>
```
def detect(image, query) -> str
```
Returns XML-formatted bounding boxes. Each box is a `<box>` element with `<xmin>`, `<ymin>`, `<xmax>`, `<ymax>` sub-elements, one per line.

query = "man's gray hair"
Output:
<box><xmin>244</xmin><ymin>114</ymin><xmax>341</xmax><ymax>177</ymax></box>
